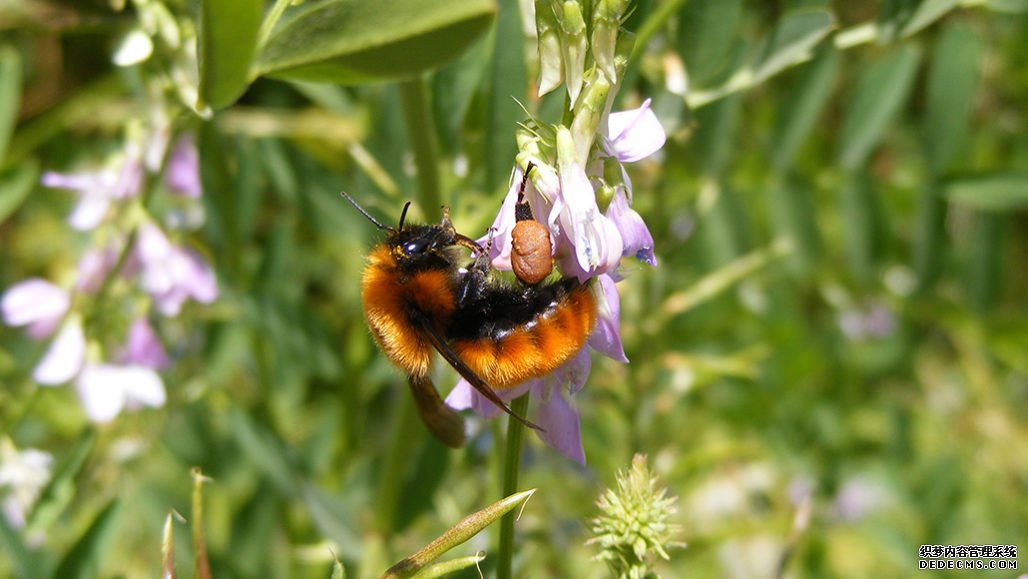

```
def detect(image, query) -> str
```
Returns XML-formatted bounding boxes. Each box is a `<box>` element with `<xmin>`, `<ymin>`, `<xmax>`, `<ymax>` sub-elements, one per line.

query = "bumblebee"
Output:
<box><xmin>343</xmin><ymin>181</ymin><xmax>597</xmax><ymax>447</ymax></box>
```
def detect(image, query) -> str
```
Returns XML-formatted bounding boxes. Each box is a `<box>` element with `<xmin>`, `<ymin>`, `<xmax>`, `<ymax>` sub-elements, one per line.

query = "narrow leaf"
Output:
<box><xmin>965</xmin><ymin>212</ymin><xmax>1004</xmax><ymax>311</ymax></box>
<box><xmin>0</xmin><ymin>45</ymin><xmax>21</xmax><ymax>165</ymax></box>
<box><xmin>901</xmin><ymin>0</ymin><xmax>961</xmax><ymax>37</ymax></box>
<box><xmin>944</xmin><ymin>173</ymin><xmax>1028</xmax><ymax>211</ymax></box>
<box><xmin>838</xmin><ymin>45</ymin><xmax>921</xmax><ymax>171</ymax></box>
<box><xmin>197</xmin><ymin>0</ymin><xmax>262</xmax><ymax>110</ymax></box>
<box><xmin>769</xmin><ymin>46</ymin><xmax>839</xmax><ymax>171</ymax></box>
<box><xmin>675</xmin><ymin>0</ymin><xmax>743</xmax><ymax>87</ymax></box>
<box><xmin>382</xmin><ymin>489</ymin><xmax>536</xmax><ymax>578</ymax></box>
<box><xmin>28</xmin><ymin>429</ymin><xmax>95</xmax><ymax>530</ymax></box>
<box><xmin>51</xmin><ymin>500</ymin><xmax>121</xmax><ymax>579</ymax></box>
<box><xmin>923</xmin><ymin>23</ymin><xmax>983</xmax><ymax>173</ymax></box>
<box><xmin>753</xmin><ymin>10</ymin><xmax>835</xmax><ymax>84</ymax></box>
<box><xmin>0</xmin><ymin>514</ymin><xmax>36</xmax><ymax>579</ymax></box>
<box><xmin>486</xmin><ymin>0</ymin><xmax>526</xmax><ymax>188</ymax></box>
<box><xmin>257</xmin><ymin>0</ymin><xmax>496</xmax><ymax>85</ymax></box>
<box><xmin>411</xmin><ymin>553</ymin><xmax>486</xmax><ymax>578</ymax></box>
<box><xmin>0</xmin><ymin>160</ymin><xmax>38</xmax><ymax>224</ymax></box>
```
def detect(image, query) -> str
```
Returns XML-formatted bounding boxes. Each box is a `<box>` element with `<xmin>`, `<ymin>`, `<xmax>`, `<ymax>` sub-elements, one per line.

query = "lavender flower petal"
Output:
<box><xmin>589</xmin><ymin>274</ymin><xmax>628</xmax><ymax>363</ymax></box>
<box><xmin>165</xmin><ymin>135</ymin><xmax>202</xmax><ymax>198</ymax></box>
<box><xmin>1</xmin><ymin>279</ymin><xmax>70</xmax><ymax>333</ymax></box>
<box><xmin>32</xmin><ymin>319</ymin><xmax>86</xmax><ymax>385</ymax></box>
<box><xmin>606</xmin><ymin>99</ymin><xmax>666</xmax><ymax>163</ymax></box>
<box><xmin>121</xmin><ymin>318</ymin><xmax>169</xmax><ymax>369</ymax></box>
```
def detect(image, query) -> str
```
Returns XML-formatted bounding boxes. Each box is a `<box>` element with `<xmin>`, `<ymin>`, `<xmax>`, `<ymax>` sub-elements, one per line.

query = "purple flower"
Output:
<box><xmin>1</xmin><ymin>279</ymin><xmax>70</xmax><ymax>339</ymax></box>
<box><xmin>604</xmin><ymin>99</ymin><xmax>666</xmax><ymax>163</ymax></box>
<box><xmin>165</xmin><ymin>135</ymin><xmax>202</xmax><ymax>198</ymax></box>
<box><xmin>605</xmin><ymin>187</ymin><xmax>657</xmax><ymax>267</ymax></box>
<box><xmin>133</xmin><ymin>223</ymin><xmax>218</xmax><ymax>316</ymax></box>
<box><xmin>75</xmin><ymin>247</ymin><xmax>119</xmax><ymax>294</ymax></box>
<box><xmin>448</xmin><ymin>100</ymin><xmax>666</xmax><ymax>462</ymax></box>
<box><xmin>41</xmin><ymin>147</ymin><xmax>144</xmax><ymax>231</ymax></box>
<box><xmin>119</xmin><ymin>318</ymin><xmax>169</xmax><ymax>369</ymax></box>
<box><xmin>447</xmin><ymin>348</ymin><xmax>591</xmax><ymax>463</ymax></box>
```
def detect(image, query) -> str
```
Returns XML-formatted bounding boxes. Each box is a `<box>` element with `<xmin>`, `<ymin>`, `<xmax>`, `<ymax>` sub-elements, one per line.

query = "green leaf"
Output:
<box><xmin>838</xmin><ymin>44</ymin><xmax>921</xmax><ymax>171</ymax></box>
<box><xmin>432</xmin><ymin>38</ymin><xmax>489</xmax><ymax>153</ymax></box>
<box><xmin>675</xmin><ymin>0</ymin><xmax>743</xmax><ymax>87</ymax></box>
<box><xmin>0</xmin><ymin>45</ymin><xmax>21</xmax><ymax>166</ymax></box>
<box><xmin>769</xmin><ymin>46</ymin><xmax>839</xmax><ymax>171</ymax></box>
<box><xmin>944</xmin><ymin>173</ymin><xmax>1028</xmax><ymax>211</ymax></box>
<box><xmin>28</xmin><ymin>429</ymin><xmax>95</xmax><ymax>531</ymax></box>
<box><xmin>300</xmin><ymin>483</ymin><xmax>363</xmax><ymax>560</ymax></box>
<box><xmin>485</xmin><ymin>0</ymin><xmax>526</xmax><ymax>189</ymax></box>
<box><xmin>753</xmin><ymin>9</ymin><xmax>834</xmax><ymax>84</ymax></box>
<box><xmin>197</xmin><ymin>0</ymin><xmax>262</xmax><ymax>110</ymax></box>
<box><xmin>51</xmin><ymin>500</ymin><xmax>121</xmax><ymax>579</ymax></box>
<box><xmin>923</xmin><ymin>23</ymin><xmax>983</xmax><ymax>174</ymax></box>
<box><xmin>382</xmin><ymin>489</ymin><xmax>536</xmax><ymax>578</ymax></box>
<box><xmin>965</xmin><ymin>212</ymin><xmax>1004</xmax><ymax>311</ymax></box>
<box><xmin>257</xmin><ymin>0</ymin><xmax>496</xmax><ymax>84</ymax></box>
<box><xmin>0</xmin><ymin>160</ymin><xmax>38</xmax><ymax>224</ymax></box>
<box><xmin>0</xmin><ymin>513</ymin><xmax>39</xmax><ymax>579</ymax></box>
<box><xmin>229</xmin><ymin>409</ymin><xmax>297</xmax><ymax>495</ymax></box>
<box><xmin>901</xmin><ymin>0</ymin><xmax>961</xmax><ymax>37</ymax></box>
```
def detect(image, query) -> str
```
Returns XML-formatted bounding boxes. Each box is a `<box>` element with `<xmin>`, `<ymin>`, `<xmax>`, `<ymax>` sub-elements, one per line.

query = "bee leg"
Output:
<box><xmin>408</xmin><ymin>374</ymin><xmax>466</xmax><ymax>448</ymax></box>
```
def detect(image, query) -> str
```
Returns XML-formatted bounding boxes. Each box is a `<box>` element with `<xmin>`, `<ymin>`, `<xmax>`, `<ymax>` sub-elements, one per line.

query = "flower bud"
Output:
<box><xmin>536</xmin><ymin>0</ymin><xmax>564</xmax><ymax>96</ymax></box>
<box><xmin>591</xmin><ymin>0</ymin><xmax>628</xmax><ymax>82</ymax></box>
<box><xmin>570</xmin><ymin>75</ymin><xmax>611</xmax><ymax>164</ymax></box>
<box><xmin>559</xmin><ymin>1</ymin><xmax>587</xmax><ymax>104</ymax></box>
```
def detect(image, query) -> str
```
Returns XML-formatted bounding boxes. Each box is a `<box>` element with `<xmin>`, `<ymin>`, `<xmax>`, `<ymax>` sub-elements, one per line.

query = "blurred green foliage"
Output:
<box><xmin>1</xmin><ymin>0</ymin><xmax>1027</xmax><ymax>578</ymax></box>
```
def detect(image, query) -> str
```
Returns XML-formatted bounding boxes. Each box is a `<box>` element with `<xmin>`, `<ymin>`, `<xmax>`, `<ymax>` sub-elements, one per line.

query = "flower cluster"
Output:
<box><xmin>1</xmin><ymin>129</ymin><xmax>215</xmax><ymax>423</ymax></box>
<box><xmin>446</xmin><ymin>0</ymin><xmax>665</xmax><ymax>462</ymax></box>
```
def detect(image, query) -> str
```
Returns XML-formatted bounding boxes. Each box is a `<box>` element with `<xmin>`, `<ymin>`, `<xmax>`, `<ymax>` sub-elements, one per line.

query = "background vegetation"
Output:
<box><xmin>1</xmin><ymin>0</ymin><xmax>1026</xmax><ymax>577</ymax></box>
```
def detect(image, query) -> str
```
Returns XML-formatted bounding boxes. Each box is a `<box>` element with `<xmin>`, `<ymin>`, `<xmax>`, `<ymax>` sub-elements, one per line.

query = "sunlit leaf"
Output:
<box><xmin>945</xmin><ymin>173</ymin><xmax>1028</xmax><ymax>211</ymax></box>
<box><xmin>382</xmin><ymin>489</ymin><xmax>536</xmax><ymax>578</ymax></box>
<box><xmin>753</xmin><ymin>10</ymin><xmax>834</xmax><ymax>84</ymax></box>
<box><xmin>197</xmin><ymin>0</ymin><xmax>262</xmax><ymax>110</ymax></box>
<box><xmin>257</xmin><ymin>0</ymin><xmax>496</xmax><ymax>84</ymax></box>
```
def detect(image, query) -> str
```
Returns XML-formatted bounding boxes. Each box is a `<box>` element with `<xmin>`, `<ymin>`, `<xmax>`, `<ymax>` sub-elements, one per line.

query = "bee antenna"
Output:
<box><xmin>340</xmin><ymin>191</ymin><xmax>389</xmax><ymax>230</ymax></box>
<box><xmin>398</xmin><ymin>201</ymin><xmax>412</xmax><ymax>230</ymax></box>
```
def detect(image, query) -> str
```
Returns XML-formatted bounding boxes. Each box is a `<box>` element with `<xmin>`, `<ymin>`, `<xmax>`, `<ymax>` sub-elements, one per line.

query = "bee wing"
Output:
<box><xmin>409</xmin><ymin>309</ymin><xmax>544</xmax><ymax>432</ymax></box>
<box><xmin>407</xmin><ymin>373</ymin><xmax>466</xmax><ymax>448</ymax></box>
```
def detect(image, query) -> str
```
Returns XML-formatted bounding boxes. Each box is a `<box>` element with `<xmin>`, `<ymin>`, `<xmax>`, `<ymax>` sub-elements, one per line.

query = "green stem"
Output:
<box><xmin>398</xmin><ymin>77</ymin><xmax>443</xmax><ymax>218</ymax></box>
<box><xmin>496</xmin><ymin>394</ymin><xmax>530</xmax><ymax>579</ymax></box>
<box><xmin>374</xmin><ymin>389</ymin><xmax>418</xmax><ymax>533</ymax></box>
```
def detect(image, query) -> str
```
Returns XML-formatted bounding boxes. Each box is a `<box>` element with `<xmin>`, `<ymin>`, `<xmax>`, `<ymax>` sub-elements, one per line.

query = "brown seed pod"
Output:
<box><xmin>511</xmin><ymin>219</ymin><xmax>553</xmax><ymax>285</ymax></box>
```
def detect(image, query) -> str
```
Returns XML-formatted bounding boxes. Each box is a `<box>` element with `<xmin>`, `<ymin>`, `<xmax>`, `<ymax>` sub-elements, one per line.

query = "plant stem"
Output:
<box><xmin>398</xmin><ymin>77</ymin><xmax>443</xmax><ymax>218</ymax></box>
<box><xmin>496</xmin><ymin>394</ymin><xmax>530</xmax><ymax>579</ymax></box>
